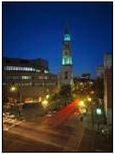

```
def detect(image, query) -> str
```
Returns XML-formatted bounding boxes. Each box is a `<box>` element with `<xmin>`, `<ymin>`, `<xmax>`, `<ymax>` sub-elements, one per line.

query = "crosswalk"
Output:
<box><xmin>3</xmin><ymin>101</ymin><xmax>84</xmax><ymax>152</ymax></box>
<box><xmin>3</xmin><ymin>116</ymin><xmax>25</xmax><ymax>132</ymax></box>
<box><xmin>3</xmin><ymin>113</ymin><xmax>84</xmax><ymax>152</ymax></box>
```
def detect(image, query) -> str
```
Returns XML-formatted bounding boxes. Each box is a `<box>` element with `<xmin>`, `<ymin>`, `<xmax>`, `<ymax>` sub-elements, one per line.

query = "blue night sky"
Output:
<box><xmin>3</xmin><ymin>2</ymin><xmax>112</xmax><ymax>78</ymax></box>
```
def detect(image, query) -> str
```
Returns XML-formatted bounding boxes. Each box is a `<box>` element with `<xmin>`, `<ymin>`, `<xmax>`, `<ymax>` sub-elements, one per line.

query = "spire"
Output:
<box><xmin>64</xmin><ymin>20</ymin><xmax>71</xmax><ymax>41</ymax></box>
<box><xmin>64</xmin><ymin>19</ymin><xmax>69</xmax><ymax>34</ymax></box>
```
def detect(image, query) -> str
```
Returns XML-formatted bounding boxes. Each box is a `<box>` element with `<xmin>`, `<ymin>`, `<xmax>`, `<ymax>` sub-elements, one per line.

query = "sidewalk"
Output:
<box><xmin>78</xmin><ymin>114</ymin><xmax>113</xmax><ymax>152</ymax></box>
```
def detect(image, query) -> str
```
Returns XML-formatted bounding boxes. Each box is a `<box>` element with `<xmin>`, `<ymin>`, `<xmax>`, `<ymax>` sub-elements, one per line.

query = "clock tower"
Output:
<box><xmin>59</xmin><ymin>26</ymin><xmax>73</xmax><ymax>86</ymax></box>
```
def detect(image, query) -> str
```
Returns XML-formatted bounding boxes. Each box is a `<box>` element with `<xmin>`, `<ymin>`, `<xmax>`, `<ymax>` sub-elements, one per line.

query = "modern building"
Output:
<box><xmin>103</xmin><ymin>53</ymin><xmax>112</xmax><ymax>125</ymax></box>
<box><xmin>58</xmin><ymin>26</ymin><xmax>73</xmax><ymax>86</ymax></box>
<box><xmin>3</xmin><ymin>57</ymin><xmax>57</xmax><ymax>102</ymax></box>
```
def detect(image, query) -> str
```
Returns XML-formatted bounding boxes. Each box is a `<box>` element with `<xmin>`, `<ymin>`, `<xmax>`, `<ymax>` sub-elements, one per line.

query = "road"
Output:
<box><xmin>3</xmin><ymin>101</ymin><xmax>85</xmax><ymax>152</ymax></box>
<box><xmin>3</xmin><ymin>101</ymin><xmax>113</xmax><ymax>152</ymax></box>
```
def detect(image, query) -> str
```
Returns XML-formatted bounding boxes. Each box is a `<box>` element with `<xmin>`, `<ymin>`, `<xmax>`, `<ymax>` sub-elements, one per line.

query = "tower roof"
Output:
<box><xmin>64</xmin><ymin>21</ymin><xmax>69</xmax><ymax>34</ymax></box>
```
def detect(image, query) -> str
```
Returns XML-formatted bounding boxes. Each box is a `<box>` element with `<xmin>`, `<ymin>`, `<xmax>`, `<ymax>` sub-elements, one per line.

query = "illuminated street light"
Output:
<box><xmin>80</xmin><ymin>82</ymin><xmax>83</xmax><ymax>86</ymax></box>
<box><xmin>10</xmin><ymin>86</ymin><xmax>17</xmax><ymax>92</ymax></box>
<box><xmin>87</xmin><ymin>97</ymin><xmax>92</xmax><ymax>102</ymax></box>
<box><xmin>90</xmin><ymin>91</ymin><xmax>94</xmax><ymax>94</ymax></box>
<box><xmin>46</xmin><ymin>94</ymin><xmax>50</xmax><ymax>99</ymax></box>
<box><xmin>79</xmin><ymin>101</ymin><xmax>85</xmax><ymax>107</ymax></box>
<box><xmin>42</xmin><ymin>99</ymin><xmax>48</xmax><ymax>108</ymax></box>
<box><xmin>38</xmin><ymin>97</ymin><xmax>42</xmax><ymax>102</ymax></box>
<box><xmin>90</xmin><ymin>81</ymin><xmax>93</xmax><ymax>85</ymax></box>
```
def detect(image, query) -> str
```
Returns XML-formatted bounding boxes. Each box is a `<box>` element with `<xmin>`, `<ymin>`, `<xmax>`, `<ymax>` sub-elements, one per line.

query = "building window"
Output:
<box><xmin>38</xmin><ymin>76</ymin><xmax>44</xmax><ymax>79</ymax></box>
<box><xmin>65</xmin><ymin>71</ymin><xmax>68</xmax><ymax>79</ymax></box>
<box><xmin>46</xmin><ymin>83</ymin><xmax>55</xmax><ymax>86</ymax></box>
<box><xmin>36</xmin><ymin>69</ymin><xmax>40</xmax><ymax>72</ymax></box>
<box><xmin>22</xmin><ymin>76</ymin><xmax>32</xmax><ymax>80</ymax></box>
<box><xmin>44</xmin><ymin>70</ymin><xmax>49</xmax><ymax>73</ymax></box>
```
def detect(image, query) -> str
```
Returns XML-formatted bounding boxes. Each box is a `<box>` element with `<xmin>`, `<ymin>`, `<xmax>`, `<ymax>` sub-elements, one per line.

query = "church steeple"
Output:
<box><xmin>59</xmin><ymin>24</ymin><xmax>73</xmax><ymax>86</ymax></box>
<box><xmin>62</xmin><ymin>24</ymin><xmax>72</xmax><ymax>66</ymax></box>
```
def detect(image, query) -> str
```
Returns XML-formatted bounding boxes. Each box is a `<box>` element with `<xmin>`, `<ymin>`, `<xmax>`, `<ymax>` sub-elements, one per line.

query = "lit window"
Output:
<box><xmin>15</xmin><ymin>67</ymin><xmax>18</xmax><ymax>70</ymax></box>
<box><xmin>32</xmin><ymin>68</ymin><xmax>35</xmax><ymax>71</ymax></box>
<box><xmin>36</xmin><ymin>69</ymin><xmax>40</xmax><ymax>72</ymax></box>
<box><xmin>64</xmin><ymin>34</ymin><xmax>71</xmax><ymax>41</ymax></box>
<box><xmin>30</xmin><ymin>68</ymin><xmax>32</xmax><ymax>71</ymax></box>
<box><xmin>22</xmin><ymin>76</ymin><xmax>31</xmax><ymax>80</ymax></box>
<box><xmin>44</xmin><ymin>70</ymin><xmax>49</xmax><ymax>73</ymax></box>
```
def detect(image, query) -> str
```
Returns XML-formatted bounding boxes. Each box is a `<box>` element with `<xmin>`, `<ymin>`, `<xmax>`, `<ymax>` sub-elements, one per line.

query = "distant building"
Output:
<box><xmin>96</xmin><ymin>66</ymin><xmax>104</xmax><ymax>78</ymax></box>
<box><xmin>104</xmin><ymin>67</ymin><xmax>112</xmax><ymax>125</ymax></box>
<box><xmin>58</xmin><ymin>25</ymin><xmax>73</xmax><ymax>86</ymax></box>
<box><xmin>103</xmin><ymin>53</ymin><xmax>112</xmax><ymax>125</ymax></box>
<box><xmin>104</xmin><ymin>53</ymin><xmax>112</xmax><ymax>68</ymax></box>
<box><xmin>3</xmin><ymin>57</ymin><xmax>57</xmax><ymax>102</ymax></box>
<box><xmin>81</xmin><ymin>73</ymin><xmax>91</xmax><ymax>80</ymax></box>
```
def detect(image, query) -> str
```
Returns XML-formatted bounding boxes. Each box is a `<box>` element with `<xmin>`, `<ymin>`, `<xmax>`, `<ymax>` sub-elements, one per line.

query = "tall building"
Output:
<box><xmin>96</xmin><ymin>66</ymin><xmax>104</xmax><ymax>78</ymax></box>
<box><xmin>104</xmin><ymin>53</ymin><xmax>112</xmax><ymax>68</ymax></box>
<box><xmin>3</xmin><ymin>57</ymin><xmax>57</xmax><ymax>102</ymax></box>
<box><xmin>59</xmin><ymin>26</ymin><xmax>73</xmax><ymax>86</ymax></box>
<box><xmin>103</xmin><ymin>53</ymin><xmax>112</xmax><ymax>125</ymax></box>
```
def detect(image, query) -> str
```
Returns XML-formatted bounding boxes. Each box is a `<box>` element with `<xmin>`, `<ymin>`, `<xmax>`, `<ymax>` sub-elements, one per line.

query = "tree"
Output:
<box><xmin>93</xmin><ymin>78</ymin><xmax>104</xmax><ymax>99</ymax></box>
<box><xmin>59</xmin><ymin>84</ymin><xmax>73</xmax><ymax>105</ymax></box>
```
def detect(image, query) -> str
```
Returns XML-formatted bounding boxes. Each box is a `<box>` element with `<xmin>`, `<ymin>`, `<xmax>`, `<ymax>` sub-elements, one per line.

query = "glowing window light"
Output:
<box><xmin>62</xmin><ymin>57</ymin><xmax>72</xmax><ymax>65</ymax></box>
<box><xmin>44</xmin><ymin>70</ymin><xmax>49</xmax><ymax>73</ymax></box>
<box><xmin>96</xmin><ymin>108</ymin><xmax>102</xmax><ymax>115</ymax></box>
<box><xmin>64</xmin><ymin>34</ymin><xmax>71</xmax><ymax>41</ymax></box>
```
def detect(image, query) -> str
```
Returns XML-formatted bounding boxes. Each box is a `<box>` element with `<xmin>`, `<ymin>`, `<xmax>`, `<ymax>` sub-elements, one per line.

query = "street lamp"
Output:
<box><xmin>10</xmin><ymin>86</ymin><xmax>17</xmax><ymax>103</ymax></box>
<box><xmin>10</xmin><ymin>86</ymin><xmax>17</xmax><ymax>92</ymax></box>
<box><xmin>42</xmin><ymin>99</ymin><xmax>49</xmax><ymax>108</ymax></box>
<box><xmin>79</xmin><ymin>100</ymin><xmax>85</xmax><ymax>107</ymax></box>
<box><xmin>10</xmin><ymin>85</ymin><xmax>23</xmax><ymax>116</ymax></box>
<box><xmin>87</xmin><ymin>97</ymin><xmax>92</xmax><ymax>102</ymax></box>
<box><xmin>46</xmin><ymin>94</ymin><xmax>50</xmax><ymax>99</ymax></box>
<box><xmin>79</xmin><ymin>100</ymin><xmax>86</xmax><ymax>114</ymax></box>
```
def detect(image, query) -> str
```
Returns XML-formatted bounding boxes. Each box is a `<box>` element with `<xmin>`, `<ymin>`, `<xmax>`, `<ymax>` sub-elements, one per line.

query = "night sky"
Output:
<box><xmin>3</xmin><ymin>2</ymin><xmax>112</xmax><ymax>78</ymax></box>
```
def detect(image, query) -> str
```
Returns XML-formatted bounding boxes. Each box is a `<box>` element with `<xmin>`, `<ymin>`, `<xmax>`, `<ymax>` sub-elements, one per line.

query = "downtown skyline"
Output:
<box><xmin>3</xmin><ymin>2</ymin><xmax>112</xmax><ymax>78</ymax></box>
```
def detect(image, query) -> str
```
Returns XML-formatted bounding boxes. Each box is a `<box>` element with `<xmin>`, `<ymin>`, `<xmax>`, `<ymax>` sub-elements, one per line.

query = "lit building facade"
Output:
<box><xmin>3</xmin><ymin>57</ymin><xmax>57</xmax><ymax>102</ymax></box>
<box><xmin>59</xmin><ymin>26</ymin><xmax>73</xmax><ymax>86</ymax></box>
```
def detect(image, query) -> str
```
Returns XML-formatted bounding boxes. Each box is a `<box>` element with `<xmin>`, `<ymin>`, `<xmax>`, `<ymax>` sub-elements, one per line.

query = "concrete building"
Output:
<box><xmin>103</xmin><ymin>53</ymin><xmax>112</xmax><ymax>125</ymax></box>
<box><xmin>3</xmin><ymin>57</ymin><xmax>57</xmax><ymax>102</ymax></box>
<box><xmin>96</xmin><ymin>66</ymin><xmax>104</xmax><ymax>78</ymax></box>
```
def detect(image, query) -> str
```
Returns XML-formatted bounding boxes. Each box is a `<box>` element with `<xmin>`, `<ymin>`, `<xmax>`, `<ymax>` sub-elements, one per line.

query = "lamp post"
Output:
<box><xmin>10</xmin><ymin>86</ymin><xmax>17</xmax><ymax>104</ymax></box>
<box><xmin>41</xmin><ymin>99</ymin><xmax>49</xmax><ymax>115</ymax></box>
<box><xmin>87</xmin><ymin>97</ymin><xmax>95</xmax><ymax>150</ymax></box>
<box><xmin>10</xmin><ymin>85</ymin><xmax>23</xmax><ymax>116</ymax></box>
<box><xmin>10</xmin><ymin>86</ymin><xmax>22</xmax><ymax>103</ymax></box>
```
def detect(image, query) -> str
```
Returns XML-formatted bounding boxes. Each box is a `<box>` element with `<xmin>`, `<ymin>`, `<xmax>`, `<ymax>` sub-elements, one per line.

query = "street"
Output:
<box><xmin>3</xmin><ymin>102</ymin><xmax>113</xmax><ymax>152</ymax></box>
<box><xmin>3</xmin><ymin>102</ymin><xmax>84</xmax><ymax>152</ymax></box>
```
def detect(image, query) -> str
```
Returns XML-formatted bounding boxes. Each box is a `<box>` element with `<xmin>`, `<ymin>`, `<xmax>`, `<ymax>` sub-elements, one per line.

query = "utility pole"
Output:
<box><xmin>91</xmin><ymin>104</ymin><xmax>95</xmax><ymax>151</ymax></box>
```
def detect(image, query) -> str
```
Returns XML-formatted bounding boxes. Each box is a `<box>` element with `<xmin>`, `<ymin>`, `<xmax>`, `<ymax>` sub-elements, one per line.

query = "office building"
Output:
<box><xmin>3</xmin><ymin>57</ymin><xmax>57</xmax><ymax>102</ymax></box>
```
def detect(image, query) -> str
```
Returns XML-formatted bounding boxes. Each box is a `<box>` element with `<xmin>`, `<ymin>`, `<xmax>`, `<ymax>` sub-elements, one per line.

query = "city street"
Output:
<box><xmin>3</xmin><ymin>103</ymin><xmax>113</xmax><ymax>152</ymax></box>
<box><xmin>3</xmin><ymin>102</ymin><xmax>85</xmax><ymax>152</ymax></box>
